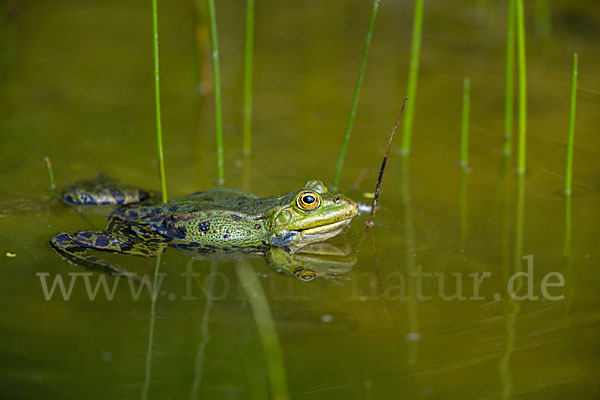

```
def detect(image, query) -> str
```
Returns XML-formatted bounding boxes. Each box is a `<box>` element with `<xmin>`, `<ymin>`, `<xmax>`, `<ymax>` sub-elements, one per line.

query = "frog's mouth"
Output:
<box><xmin>290</xmin><ymin>219</ymin><xmax>352</xmax><ymax>248</ymax></box>
<box><xmin>298</xmin><ymin>219</ymin><xmax>352</xmax><ymax>237</ymax></box>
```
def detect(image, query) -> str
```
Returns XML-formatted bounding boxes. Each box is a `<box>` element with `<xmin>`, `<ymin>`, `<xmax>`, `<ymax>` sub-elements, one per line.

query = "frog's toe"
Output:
<box><xmin>50</xmin><ymin>232</ymin><xmax>86</xmax><ymax>255</ymax></box>
<box><xmin>72</xmin><ymin>231</ymin><xmax>131</xmax><ymax>252</ymax></box>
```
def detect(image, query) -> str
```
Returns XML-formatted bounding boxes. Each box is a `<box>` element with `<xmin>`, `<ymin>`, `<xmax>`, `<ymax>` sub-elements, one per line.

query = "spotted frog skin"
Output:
<box><xmin>50</xmin><ymin>179</ymin><xmax>358</xmax><ymax>278</ymax></box>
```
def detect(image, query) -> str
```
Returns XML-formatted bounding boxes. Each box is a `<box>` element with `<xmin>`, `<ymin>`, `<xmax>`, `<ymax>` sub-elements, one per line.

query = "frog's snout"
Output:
<box><xmin>339</xmin><ymin>196</ymin><xmax>359</xmax><ymax>219</ymax></box>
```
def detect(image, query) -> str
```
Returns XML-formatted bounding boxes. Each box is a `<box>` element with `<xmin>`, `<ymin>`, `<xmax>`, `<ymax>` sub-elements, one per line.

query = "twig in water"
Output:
<box><xmin>357</xmin><ymin>98</ymin><xmax>408</xmax><ymax>247</ymax></box>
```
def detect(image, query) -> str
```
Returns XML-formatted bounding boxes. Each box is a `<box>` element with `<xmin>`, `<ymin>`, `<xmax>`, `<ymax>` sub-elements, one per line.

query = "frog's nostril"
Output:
<box><xmin>333</xmin><ymin>196</ymin><xmax>340</xmax><ymax>203</ymax></box>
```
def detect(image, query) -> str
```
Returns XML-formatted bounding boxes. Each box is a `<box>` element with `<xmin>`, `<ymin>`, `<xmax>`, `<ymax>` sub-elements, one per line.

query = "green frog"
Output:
<box><xmin>50</xmin><ymin>178</ymin><xmax>359</xmax><ymax>281</ymax></box>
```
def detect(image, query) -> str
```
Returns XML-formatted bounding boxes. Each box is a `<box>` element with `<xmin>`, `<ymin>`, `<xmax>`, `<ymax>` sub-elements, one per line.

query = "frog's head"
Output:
<box><xmin>266</xmin><ymin>180</ymin><xmax>358</xmax><ymax>249</ymax></box>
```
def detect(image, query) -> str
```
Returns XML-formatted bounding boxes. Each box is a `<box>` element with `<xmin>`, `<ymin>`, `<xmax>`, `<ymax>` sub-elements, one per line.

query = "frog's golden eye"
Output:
<box><xmin>294</xmin><ymin>268</ymin><xmax>317</xmax><ymax>281</ymax></box>
<box><xmin>296</xmin><ymin>191</ymin><xmax>321</xmax><ymax>212</ymax></box>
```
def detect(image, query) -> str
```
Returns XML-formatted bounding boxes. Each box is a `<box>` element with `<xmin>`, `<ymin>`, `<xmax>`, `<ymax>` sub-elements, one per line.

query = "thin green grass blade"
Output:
<box><xmin>459</xmin><ymin>78</ymin><xmax>471</xmax><ymax>242</ymax></box>
<box><xmin>565</xmin><ymin>53</ymin><xmax>578</xmax><ymax>196</ymax></box>
<box><xmin>206</xmin><ymin>0</ymin><xmax>224</xmax><ymax>186</ymax></box>
<box><xmin>151</xmin><ymin>0</ymin><xmax>168</xmax><ymax>202</ymax></box>
<box><xmin>503</xmin><ymin>0</ymin><xmax>516</xmax><ymax>156</ymax></box>
<box><xmin>44</xmin><ymin>157</ymin><xmax>56</xmax><ymax>191</ymax></box>
<box><xmin>563</xmin><ymin>54</ymin><xmax>577</xmax><ymax>257</ymax></box>
<box><xmin>400</xmin><ymin>0</ymin><xmax>424</xmax><ymax>155</ymax></box>
<box><xmin>516</xmin><ymin>0</ymin><xmax>527</xmax><ymax>174</ymax></box>
<box><xmin>512</xmin><ymin>0</ymin><xmax>528</xmax><ymax>298</ymax></box>
<box><xmin>243</xmin><ymin>0</ymin><xmax>255</xmax><ymax>157</ymax></box>
<box><xmin>332</xmin><ymin>0</ymin><xmax>380</xmax><ymax>192</ymax></box>
<box><xmin>460</xmin><ymin>77</ymin><xmax>470</xmax><ymax>169</ymax></box>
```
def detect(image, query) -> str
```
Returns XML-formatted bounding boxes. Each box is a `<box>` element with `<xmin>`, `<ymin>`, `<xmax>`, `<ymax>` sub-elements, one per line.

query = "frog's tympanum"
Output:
<box><xmin>50</xmin><ymin>178</ymin><xmax>359</xmax><ymax>281</ymax></box>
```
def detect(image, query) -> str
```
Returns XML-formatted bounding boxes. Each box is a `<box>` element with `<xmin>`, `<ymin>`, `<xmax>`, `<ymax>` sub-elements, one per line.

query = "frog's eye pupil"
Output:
<box><xmin>303</xmin><ymin>195</ymin><xmax>315</xmax><ymax>204</ymax></box>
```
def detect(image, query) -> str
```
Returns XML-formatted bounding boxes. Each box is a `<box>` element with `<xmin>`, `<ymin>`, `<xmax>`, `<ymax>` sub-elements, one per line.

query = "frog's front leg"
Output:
<box><xmin>49</xmin><ymin>230</ymin><xmax>167</xmax><ymax>278</ymax></box>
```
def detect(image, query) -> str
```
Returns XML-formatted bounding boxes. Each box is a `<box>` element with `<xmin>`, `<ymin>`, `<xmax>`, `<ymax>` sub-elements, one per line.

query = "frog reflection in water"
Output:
<box><xmin>50</xmin><ymin>178</ymin><xmax>359</xmax><ymax>281</ymax></box>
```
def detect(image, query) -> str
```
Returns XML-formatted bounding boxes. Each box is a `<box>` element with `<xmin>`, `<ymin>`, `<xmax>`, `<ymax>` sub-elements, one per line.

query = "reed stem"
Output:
<box><xmin>503</xmin><ymin>0</ymin><xmax>516</xmax><ymax>156</ymax></box>
<box><xmin>400</xmin><ymin>0</ymin><xmax>424</xmax><ymax>155</ymax></box>
<box><xmin>151</xmin><ymin>0</ymin><xmax>167</xmax><ymax>202</ymax></box>
<box><xmin>563</xmin><ymin>54</ymin><xmax>577</xmax><ymax>258</ymax></box>
<box><xmin>44</xmin><ymin>156</ymin><xmax>56</xmax><ymax>191</ymax></box>
<box><xmin>459</xmin><ymin>77</ymin><xmax>471</xmax><ymax>243</ymax></box>
<box><xmin>243</xmin><ymin>0</ymin><xmax>255</xmax><ymax>157</ymax></box>
<box><xmin>516</xmin><ymin>0</ymin><xmax>527</xmax><ymax>174</ymax></box>
<box><xmin>332</xmin><ymin>0</ymin><xmax>380</xmax><ymax>192</ymax></box>
<box><xmin>460</xmin><ymin>77</ymin><xmax>470</xmax><ymax>169</ymax></box>
<box><xmin>565</xmin><ymin>53</ymin><xmax>578</xmax><ymax>196</ymax></box>
<box><xmin>206</xmin><ymin>0</ymin><xmax>224</xmax><ymax>186</ymax></box>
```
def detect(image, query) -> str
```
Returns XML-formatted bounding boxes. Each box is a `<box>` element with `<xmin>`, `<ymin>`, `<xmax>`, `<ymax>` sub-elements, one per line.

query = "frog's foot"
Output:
<box><xmin>50</xmin><ymin>231</ymin><xmax>166</xmax><ymax>280</ymax></box>
<box><xmin>70</xmin><ymin>230</ymin><xmax>167</xmax><ymax>257</ymax></box>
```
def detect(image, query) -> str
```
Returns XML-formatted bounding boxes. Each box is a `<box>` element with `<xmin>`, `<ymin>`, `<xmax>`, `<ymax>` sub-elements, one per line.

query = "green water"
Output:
<box><xmin>1</xmin><ymin>0</ymin><xmax>600</xmax><ymax>398</ymax></box>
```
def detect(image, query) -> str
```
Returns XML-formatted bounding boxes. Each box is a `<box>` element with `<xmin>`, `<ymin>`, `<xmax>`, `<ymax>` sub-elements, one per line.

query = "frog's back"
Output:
<box><xmin>165</xmin><ymin>188</ymin><xmax>297</xmax><ymax>218</ymax></box>
<box><xmin>109</xmin><ymin>188</ymin><xmax>295</xmax><ymax>238</ymax></box>
<box><xmin>110</xmin><ymin>188</ymin><xmax>256</xmax><ymax>219</ymax></box>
